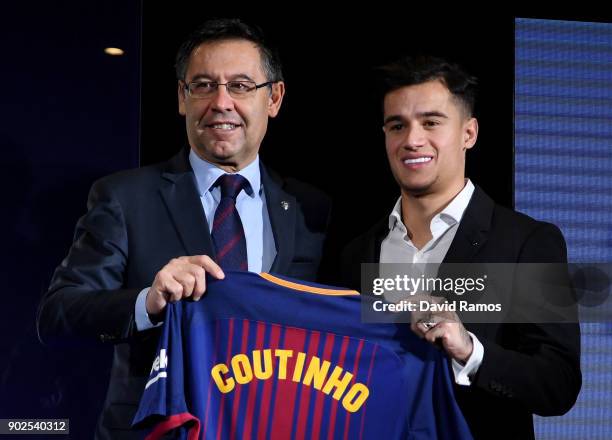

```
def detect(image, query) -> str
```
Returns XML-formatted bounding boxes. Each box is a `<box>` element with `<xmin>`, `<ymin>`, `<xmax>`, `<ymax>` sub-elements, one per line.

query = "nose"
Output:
<box><xmin>210</xmin><ymin>84</ymin><xmax>235</xmax><ymax>112</ymax></box>
<box><xmin>403</xmin><ymin>125</ymin><xmax>426</xmax><ymax>149</ymax></box>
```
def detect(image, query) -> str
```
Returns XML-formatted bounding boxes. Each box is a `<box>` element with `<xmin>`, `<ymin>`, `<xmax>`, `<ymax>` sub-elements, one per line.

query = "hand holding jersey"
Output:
<box><xmin>146</xmin><ymin>255</ymin><xmax>225</xmax><ymax>318</ymax></box>
<box><xmin>412</xmin><ymin>312</ymin><xmax>474</xmax><ymax>365</ymax></box>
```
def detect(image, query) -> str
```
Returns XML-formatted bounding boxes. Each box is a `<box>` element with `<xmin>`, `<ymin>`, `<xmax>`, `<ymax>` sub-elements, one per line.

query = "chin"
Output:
<box><xmin>400</xmin><ymin>180</ymin><xmax>435</xmax><ymax>196</ymax></box>
<box><xmin>207</xmin><ymin>144</ymin><xmax>241</xmax><ymax>160</ymax></box>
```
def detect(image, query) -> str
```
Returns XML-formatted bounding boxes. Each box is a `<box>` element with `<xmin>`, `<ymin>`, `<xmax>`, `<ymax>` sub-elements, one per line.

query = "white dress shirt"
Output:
<box><xmin>380</xmin><ymin>179</ymin><xmax>484</xmax><ymax>386</ymax></box>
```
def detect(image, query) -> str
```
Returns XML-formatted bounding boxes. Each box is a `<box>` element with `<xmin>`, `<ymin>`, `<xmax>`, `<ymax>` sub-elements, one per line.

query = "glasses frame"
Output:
<box><xmin>182</xmin><ymin>79</ymin><xmax>275</xmax><ymax>99</ymax></box>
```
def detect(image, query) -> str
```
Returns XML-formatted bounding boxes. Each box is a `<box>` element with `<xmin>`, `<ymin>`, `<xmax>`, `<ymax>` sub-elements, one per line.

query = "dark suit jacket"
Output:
<box><xmin>341</xmin><ymin>185</ymin><xmax>581</xmax><ymax>440</ymax></box>
<box><xmin>37</xmin><ymin>148</ymin><xmax>331</xmax><ymax>439</ymax></box>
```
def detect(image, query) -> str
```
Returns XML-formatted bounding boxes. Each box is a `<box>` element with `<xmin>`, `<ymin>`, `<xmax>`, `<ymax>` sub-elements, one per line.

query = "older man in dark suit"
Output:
<box><xmin>37</xmin><ymin>19</ymin><xmax>330</xmax><ymax>439</ymax></box>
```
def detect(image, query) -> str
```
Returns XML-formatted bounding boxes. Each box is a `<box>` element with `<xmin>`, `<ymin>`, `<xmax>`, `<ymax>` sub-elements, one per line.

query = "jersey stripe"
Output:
<box><xmin>202</xmin><ymin>320</ymin><xmax>222</xmax><ymax>438</ymax></box>
<box><xmin>259</xmin><ymin>273</ymin><xmax>358</xmax><ymax>296</ymax></box>
<box><xmin>359</xmin><ymin>344</ymin><xmax>378</xmax><ymax>440</ymax></box>
<box><xmin>257</xmin><ymin>324</ymin><xmax>282</xmax><ymax>439</ymax></box>
<box><xmin>311</xmin><ymin>332</ymin><xmax>336</xmax><ymax>438</ymax></box>
<box><xmin>294</xmin><ymin>330</ymin><xmax>321</xmax><ymax>440</ymax></box>
<box><xmin>270</xmin><ymin>326</ymin><xmax>308</xmax><ymax>439</ymax></box>
<box><xmin>215</xmin><ymin>318</ymin><xmax>235</xmax><ymax>440</ymax></box>
<box><xmin>343</xmin><ymin>338</ymin><xmax>364</xmax><ymax>440</ymax></box>
<box><xmin>229</xmin><ymin>319</ymin><xmax>250</xmax><ymax>439</ymax></box>
<box><xmin>242</xmin><ymin>321</ymin><xmax>266</xmax><ymax>439</ymax></box>
<box><xmin>326</xmin><ymin>336</ymin><xmax>350</xmax><ymax>440</ymax></box>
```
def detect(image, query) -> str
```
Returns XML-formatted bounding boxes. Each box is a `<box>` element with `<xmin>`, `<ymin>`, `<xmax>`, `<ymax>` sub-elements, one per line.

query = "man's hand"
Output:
<box><xmin>409</xmin><ymin>298</ymin><xmax>473</xmax><ymax>364</ymax></box>
<box><xmin>146</xmin><ymin>255</ymin><xmax>224</xmax><ymax>318</ymax></box>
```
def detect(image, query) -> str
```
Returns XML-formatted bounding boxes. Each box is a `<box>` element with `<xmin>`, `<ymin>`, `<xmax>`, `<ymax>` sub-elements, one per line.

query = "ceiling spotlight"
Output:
<box><xmin>104</xmin><ymin>47</ymin><xmax>125</xmax><ymax>56</ymax></box>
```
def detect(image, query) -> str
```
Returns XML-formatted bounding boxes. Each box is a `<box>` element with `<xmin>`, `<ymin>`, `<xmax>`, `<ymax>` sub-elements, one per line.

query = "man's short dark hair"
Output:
<box><xmin>175</xmin><ymin>18</ymin><xmax>283</xmax><ymax>82</ymax></box>
<box><xmin>377</xmin><ymin>56</ymin><xmax>478</xmax><ymax>117</ymax></box>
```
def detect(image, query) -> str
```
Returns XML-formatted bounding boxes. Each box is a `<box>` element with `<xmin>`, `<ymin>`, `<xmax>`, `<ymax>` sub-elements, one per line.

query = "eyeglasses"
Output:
<box><xmin>183</xmin><ymin>80</ymin><xmax>275</xmax><ymax>99</ymax></box>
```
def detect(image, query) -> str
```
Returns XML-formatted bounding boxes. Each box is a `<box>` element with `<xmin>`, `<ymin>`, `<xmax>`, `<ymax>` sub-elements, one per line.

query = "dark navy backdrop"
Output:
<box><xmin>0</xmin><ymin>1</ymin><xmax>140</xmax><ymax>437</ymax></box>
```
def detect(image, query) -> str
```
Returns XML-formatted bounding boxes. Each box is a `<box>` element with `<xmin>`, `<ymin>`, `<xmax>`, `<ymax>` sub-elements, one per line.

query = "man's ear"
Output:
<box><xmin>178</xmin><ymin>81</ymin><xmax>186</xmax><ymax>116</ymax></box>
<box><xmin>463</xmin><ymin>117</ymin><xmax>478</xmax><ymax>150</ymax></box>
<box><xmin>267</xmin><ymin>81</ymin><xmax>285</xmax><ymax>118</ymax></box>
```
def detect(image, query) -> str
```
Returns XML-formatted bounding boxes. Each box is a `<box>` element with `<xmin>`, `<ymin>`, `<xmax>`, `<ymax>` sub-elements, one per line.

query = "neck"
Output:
<box><xmin>191</xmin><ymin>148</ymin><xmax>257</xmax><ymax>173</ymax></box>
<box><xmin>215</xmin><ymin>163</ymin><xmax>241</xmax><ymax>173</ymax></box>
<box><xmin>400</xmin><ymin>179</ymin><xmax>466</xmax><ymax>248</ymax></box>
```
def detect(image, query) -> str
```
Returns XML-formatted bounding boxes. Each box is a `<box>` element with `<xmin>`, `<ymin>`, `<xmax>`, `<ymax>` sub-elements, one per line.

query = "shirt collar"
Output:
<box><xmin>189</xmin><ymin>148</ymin><xmax>260</xmax><ymax>198</ymax></box>
<box><xmin>388</xmin><ymin>179</ymin><xmax>475</xmax><ymax>231</ymax></box>
<box><xmin>440</xmin><ymin>179</ymin><xmax>475</xmax><ymax>224</ymax></box>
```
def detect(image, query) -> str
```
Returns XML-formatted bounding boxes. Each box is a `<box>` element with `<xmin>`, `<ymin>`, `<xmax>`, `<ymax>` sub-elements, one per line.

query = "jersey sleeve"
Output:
<box><xmin>132</xmin><ymin>302</ymin><xmax>201</xmax><ymax>439</ymax></box>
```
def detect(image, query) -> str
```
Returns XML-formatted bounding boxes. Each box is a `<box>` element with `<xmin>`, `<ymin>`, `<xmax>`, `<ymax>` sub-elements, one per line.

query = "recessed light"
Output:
<box><xmin>104</xmin><ymin>47</ymin><xmax>124</xmax><ymax>56</ymax></box>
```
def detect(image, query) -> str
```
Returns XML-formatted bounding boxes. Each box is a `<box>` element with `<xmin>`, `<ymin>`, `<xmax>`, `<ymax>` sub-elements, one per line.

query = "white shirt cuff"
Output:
<box><xmin>451</xmin><ymin>331</ymin><xmax>484</xmax><ymax>386</ymax></box>
<box><xmin>135</xmin><ymin>287</ymin><xmax>163</xmax><ymax>331</ymax></box>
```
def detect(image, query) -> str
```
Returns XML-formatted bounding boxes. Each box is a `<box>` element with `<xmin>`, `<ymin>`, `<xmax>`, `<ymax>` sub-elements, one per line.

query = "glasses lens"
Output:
<box><xmin>189</xmin><ymin>81</ymin><xmax>216</xmax><ymax>97</ymax></box>
<box><xmin>227</xmin><ymin>81</ymin><xmax>256</xmax><ymax>96</ymax></box>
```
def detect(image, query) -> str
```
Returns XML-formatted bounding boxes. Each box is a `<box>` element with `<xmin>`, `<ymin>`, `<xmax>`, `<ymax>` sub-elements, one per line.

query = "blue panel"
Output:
<box><xmin>515</xmin><ymin>17</ymin><xmax>612</xmax><ymax>439</ymax></box>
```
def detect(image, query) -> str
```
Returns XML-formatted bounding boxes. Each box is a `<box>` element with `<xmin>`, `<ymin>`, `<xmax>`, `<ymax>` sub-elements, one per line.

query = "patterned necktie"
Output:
<box><xmin>211</xmin><ymin>174</ymin><xmax>249</xmax><ymax>271</ymax></box>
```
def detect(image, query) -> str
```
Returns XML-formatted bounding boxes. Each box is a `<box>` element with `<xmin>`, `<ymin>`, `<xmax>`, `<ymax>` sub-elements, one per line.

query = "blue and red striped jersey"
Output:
<box><xmin>132</xmin><ymin>271</ymin><xmax>473</xmax><ymax>439</ymax></box>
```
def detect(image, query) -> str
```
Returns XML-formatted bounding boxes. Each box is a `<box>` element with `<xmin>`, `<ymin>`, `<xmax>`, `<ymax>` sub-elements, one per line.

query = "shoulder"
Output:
<box><xmin>473</xmin><ymin>189</ymin><xmax>567</xmax><ymax>262</ymax></box>
<box><xmin>265</xmin><ymin>165</ymin><xmax>330</xmax><ymax>206</ymax></box>
<box><xmin>492</xmin><ymin>202</ymin><xmax>563</xmax><ymax>241</ymax></box>
<box><xmin>341</xmin><ymin>216</ymin><xmax>388</xmax><ymax>265</ymax></box>
<box><xmin>348</xmin><ymin>216</ymin><xmax>388</xmax><ymax>248</ymax></box>
<box><xmin>90</xmin><ymin>162</ymin><xmax>166</xmax><ymax>195</ymax></box>
<box><xmin>84</xmin><ymin>150</ymin><xmax>188</xmax><ymax>212</ymax></box>
<box><xmin>263</xmin><ymin>166</ymin><xmax>332</xmax><ymax>222</ymax></box>
<box><xmin>468</xmin><ymin>185</ymin><xmax>563</xmax><ymax>240</ymax></box>
<box><xmin>283</xmin><ymin>177</ymin><xmax>331</xmax><ymax>211</ymax></box>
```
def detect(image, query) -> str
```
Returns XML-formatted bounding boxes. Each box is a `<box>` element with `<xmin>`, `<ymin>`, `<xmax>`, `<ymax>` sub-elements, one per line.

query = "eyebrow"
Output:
<box><xmin>188</xmin><ymin>73</ymin><xmax>256</xmax><ymax>82</ymax></box>
<box><xmin>418</xmin><ymin>111</ymin><xmax>448</xmax><ymax>119</ymax></box>
<box><xmin>383</xmin><ymin>115</ymin><xmax>403</xmax><ymax>125</ymax></box>
<box><xmin>383</xmin><ymin>111</ymin><xmax>449</xmax><ymax>125</ymax></box>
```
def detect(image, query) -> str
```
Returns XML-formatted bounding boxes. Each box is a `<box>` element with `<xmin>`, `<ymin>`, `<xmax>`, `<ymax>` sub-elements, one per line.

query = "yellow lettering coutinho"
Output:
<box><xmin>211</xmin><ymin>349</ymin><xmax>370</xmax><ymax>412</ymax></box>
<box><xmin>293</xmin><ymin>352</ymin><xmax>307</xmax><ymax>382</ymax></box>
<box><xmin>302</xmin><ymin>356</ymin><xmax>331</xmax><ymax>390</ymax></box>
<box><xmin>322</xmin><ymin>366</ymin><xmax>353</xmax><ymax>400</ymax></box>
<box><xmin>275</xmin><ymin>349</ymin><xmax>293</xmax><ymax>380</ymax></box>
<box><xmin>342</xmin><ymin>383</ymin><xmax>370</xmax><ymax>413</ymax></box>
<box><xmin>231</xmin><ymin>354</ymin><xmax>253</xmax><ymax>384</ymax></box>
<box><xmin>211</xmin><ymin>364</ymin><xmax>235</xmax><ymax>393</ymax></box>
<box><xmin>253</xmin><ymin>349</ymin><xmax>273</xmax><ymax>380</ymax></box>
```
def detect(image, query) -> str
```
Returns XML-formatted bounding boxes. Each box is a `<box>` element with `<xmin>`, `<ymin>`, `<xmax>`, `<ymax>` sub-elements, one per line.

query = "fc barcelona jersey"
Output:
<box><xmin>132</xmin><ymin>271</ymin><xmax>473</xmax><ymax>440</ymax></box>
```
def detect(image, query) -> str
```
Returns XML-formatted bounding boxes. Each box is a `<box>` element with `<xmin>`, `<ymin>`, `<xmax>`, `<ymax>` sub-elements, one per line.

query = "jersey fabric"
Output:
<box><xmin>132</xmin><ymin>271</ymin><xmax>473</xmax><ymax>440</ymax></box>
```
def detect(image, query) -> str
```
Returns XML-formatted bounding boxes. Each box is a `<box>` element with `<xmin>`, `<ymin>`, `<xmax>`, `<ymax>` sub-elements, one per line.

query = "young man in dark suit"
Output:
<box><xmin>341</xmin><ymin>56</ymin><xmax>581</xmax><ymax>439</ymax></box>
<box><xmin>37</xmin><ymin>19</ymin><xmax>330</xmax><ymax>439</ymax></box>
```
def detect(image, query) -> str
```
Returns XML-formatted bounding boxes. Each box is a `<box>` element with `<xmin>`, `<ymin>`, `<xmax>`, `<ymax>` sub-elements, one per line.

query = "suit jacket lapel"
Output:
<box><xmin>158</xmin><ymin>148</ymin><xmax>215</xmax><ymax>257</ymax></box>
<box><xmin>443</xmin><ymin>185</ymin><xmax>494</xmax><ymax>263</ymax></box>
<box><xmin>261</xmin><ymin>164</ymin><xmax>296</xmax><ymax>274</ymax></box>
<box><xmin>367</xmin><ymin>218</ymin><xmax>389</xmax><ymax>264</ymax></box>
<box><xmin>441</xmin><ymin>186</ymin><xmax>495</xmax><ymax>333</ymax></box>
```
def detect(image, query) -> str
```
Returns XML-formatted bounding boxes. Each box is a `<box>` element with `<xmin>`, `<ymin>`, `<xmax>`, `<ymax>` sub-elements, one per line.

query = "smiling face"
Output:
<box><xmin>178</xmin><ymin>39</ymin><xmax>285</xmax><ymax>171</ymax></box>
<box><xmin>383</xmin><ymin>79</ymin><xmax>478</xmax><ymax>198</ymax></box>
